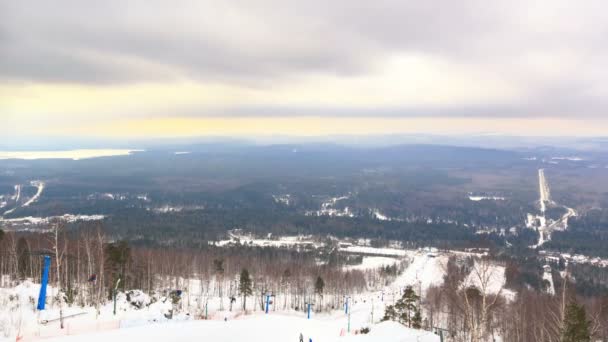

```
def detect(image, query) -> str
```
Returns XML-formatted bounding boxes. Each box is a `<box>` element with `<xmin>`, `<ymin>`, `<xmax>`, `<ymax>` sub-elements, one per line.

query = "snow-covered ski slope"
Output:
<box><xmin>4</xmin><ymin>250</ymin><xmax>509</xmax><ymax>342</ymax></box>
<box><xmin>39</xmin><ymin>316</ymin><xmax>438</xmax><ymax>342</ymax></box>
<box><xmin>22</xmin><ymin>181</ymin><xmax>44</xmax><ymax>207</ymax></box>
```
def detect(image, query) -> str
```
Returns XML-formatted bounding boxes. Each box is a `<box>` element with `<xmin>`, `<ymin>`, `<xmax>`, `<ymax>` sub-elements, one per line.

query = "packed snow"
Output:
<box><xmin>35</xmin><ymin>316</ymin><xmax>439</xmax><ymax>342</ymax></box>
<box><xmin>392</xmin><ymin>252</ymin><xmax>447</xmax><ymax>293</ymax></box>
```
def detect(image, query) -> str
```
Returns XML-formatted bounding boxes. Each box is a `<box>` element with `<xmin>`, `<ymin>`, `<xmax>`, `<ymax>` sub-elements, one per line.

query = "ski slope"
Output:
<box><xmin>3</xmin><ymin>250</ymin><xmax>518</xmax><ymax>341</ymax></box>
<box><xmin>22</xmin><ymin>181</ymin><xmax>44</xmax><ymax>207</ymax></box>
<box><xmin>392</xmin><ymin>252</ymin><xmax>447</xmax><ymax>293</ymax></box>
<box><xmin>36</xmin><ymin>316</ymin><xmax>438</xmax><ymax>342</ymax></box>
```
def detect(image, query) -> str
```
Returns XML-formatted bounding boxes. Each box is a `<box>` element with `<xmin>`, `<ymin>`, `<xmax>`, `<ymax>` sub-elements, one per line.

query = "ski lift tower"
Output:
<box><xmin>265</xmin><ymin>293</ymin><xmax>275</xmax><ymax>314</ymax></box>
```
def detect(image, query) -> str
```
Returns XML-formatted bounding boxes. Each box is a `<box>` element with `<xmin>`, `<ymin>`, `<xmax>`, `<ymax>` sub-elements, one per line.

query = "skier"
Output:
<box><xmin>299</xmin><ymin>333</ymin><xmax>304</xmax><ymax>342</ymax></box>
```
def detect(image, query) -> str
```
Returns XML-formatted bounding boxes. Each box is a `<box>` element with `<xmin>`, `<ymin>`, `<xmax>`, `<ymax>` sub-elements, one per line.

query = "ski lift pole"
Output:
<box><xmin>37</xmin><ymin>255</ymin><xmax>51</xmax><ymax>310</ymax></box>
<box><xmin>205</xmin><ymin>302</ymin><xmax>208</xmax><ymax>320</ymax></box>
<box><xmin>348</xmin><ymin>306</ymin><xmax>351</xmax><ymax>333</ymax></box>
<box><xmin>113</xmin><ymin>278</ymin><xmax>121</xmax><ymax>316</ymax></box>
<box><xmin>306</xmin><ymin>302</ymin><xmax>314</xmax><ymax>319</ymax></box>
<box><xmin>371</xmin><ymin>298</ymin><xmax>374</xmax><ymax>324</ymax></box>
<box><xmin>344</xmin><ymin>296</ymin><xmax>349</xmax><ymax>315</ymax></box>
<box><xmin>265</xmin><ymin>294</ymin><xmax>274</xmax><ymax>314</ymax></box>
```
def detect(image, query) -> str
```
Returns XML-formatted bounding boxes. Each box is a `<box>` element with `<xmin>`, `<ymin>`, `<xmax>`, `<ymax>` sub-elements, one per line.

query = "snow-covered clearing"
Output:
<box><xmin>344</xmin><ymin>257</ymin><xmax>399</xmax><ymax>271</ymax></box>
<box><xmin>543</xmin><ymin>266</ymin><xmax>555</xmax><ymax>295</ymax></box>
<box><xmin>463</xmin><ymin>262</ymin><xmax>516</xmax><ymax>301</ymax></box>
<box><xmin>340</xmin><ymin>246</ymin><xmax>408</xmax><ymax>257</ymax></box>
<box><xmin>306</xmin><ymin>195</ymin><xmax>354</xmax><ymax>218</ymax></box>
<box><xmin>371</xmin><ymin>209</ymin><xmax>390</xmax><ymax>221</ymax></box>
<box><xmin>214</xmin><ymin>232</ymin><xmax>319</xmax><ymax>249</ymax></box>
<box><xmin>468</xmin><ymin>195</ymin><xmax>505</xmax><ymax>201</ymax></box>
<box><xmin>551</xmin><ymin>156</ymin><xmax>583</xmax><ymax>161</ymax></box>
<box><xmin>0</xmin><ymin>214</ymin><xmax>104</xmax><ymax>229</ymax></box>
<box><xmin>0</xmin><ymin>150</ymin><xmax>142</xmax><ymax>160</ymax></box>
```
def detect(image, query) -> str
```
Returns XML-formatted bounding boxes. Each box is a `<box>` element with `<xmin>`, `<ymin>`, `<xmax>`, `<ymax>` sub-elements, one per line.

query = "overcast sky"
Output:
<box><xmin>2</xmin><ymin>0</ymin><xmax>608</xmax><ymax>138</ymax></box>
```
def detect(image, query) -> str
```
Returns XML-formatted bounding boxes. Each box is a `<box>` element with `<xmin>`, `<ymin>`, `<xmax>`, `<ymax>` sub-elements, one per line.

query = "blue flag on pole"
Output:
<box><xmin>37</xmin><ymin>255</ymin><xmax>51</xmax><ymax>310</ymax></box>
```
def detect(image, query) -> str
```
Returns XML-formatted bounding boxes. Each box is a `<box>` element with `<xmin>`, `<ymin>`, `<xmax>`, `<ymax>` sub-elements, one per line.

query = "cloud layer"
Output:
<box><xmin>2</xmin><ymin>0</ymin><xmax>608</xmax><ymax>126</ymax></box>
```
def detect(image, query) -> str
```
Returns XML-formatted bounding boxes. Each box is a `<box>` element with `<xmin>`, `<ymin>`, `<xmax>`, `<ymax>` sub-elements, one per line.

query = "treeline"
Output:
<box><xmin>418</xmin><ymin>257</ymin><xmax>608</xmax><ymax>342</ymax></box>
<box><xmin>0</xmin><ymin>223</ymin><xmax>376</xmax><ymax>315</ymax></box>
<box><xmin>98</xmin><ymin>208</ymin><xmax>506</xmax><ymax>251</ymax></box>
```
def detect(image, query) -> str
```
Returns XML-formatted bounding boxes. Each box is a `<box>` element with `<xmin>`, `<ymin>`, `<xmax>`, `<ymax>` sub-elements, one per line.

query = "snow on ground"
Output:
<box><xmin>543</xmin><ymin>267</ymin><xmax>555</xmax><ymax>295</ymax></box>
<box><xmin>306</xmin><ymin>195</ymin><xmax>355</xmax><ymax>218</ymax></box>
<box><xmin>38</xmin><ymin>315</ymin><xmax>438</xmax><ymax>342</ymax></box>
<box><xmin>272</xmin><ymin>194</ymin><xmax>292</xmax><ymax>205</ymax></box>
<box><xmin>468</xmin><ymin>195</ymin><xmax>505</xmax><ymax>201</ymax></box>
<box><xmin>13</xmin><ymin>185</ymin><xmax>21</xmax><ymax>202</ymax></box>
<box><xmin>0</xmin><ymin>150</ymin><xmax>142</xmax><ymax>160</ymax></box>
<box><xmin>463</xmin><ymin>262</ymin><xmax>516</xmax><ymax>301</ymax></box>
<box><xmin>344</xmin><ymin>257</ymin><xmax>399</xmax><ymax>271</ymax></box>
<box><xmin>392</xmin><ymin>252</ymin><xmax>447</xmax><ymax>293</ymax></box>
<box><xmin>371</xmin><ymin>209</ymin><xmax>390</xmax><ymax>221</ymax></box>
<box><xmin>340</xmin><ymin>246</ymin><xmax>407</xmax><ymax>257</ymax></box>
<box><xmin>22</xmin><ymin>181</ymin><xmax>44</xmax><ymax>207</ymax></box>
<box><xmin>215</xmin><ymin>232</ymin><xmax>318</xmax><ymax>249</ymax></box>
<box><xmin>551</xmin><ymin>156</ymin><xmax>583</xmax><ymax>161</ymax></box>
<box><xmin>3</xmin><ymin>186</ymin><xmax>21</xmax><ymax>216</ymax></box>
<box><xmin>0</xmin><ymin>214</ymin><xmax>104</xmax><ymax>229</ymax></box>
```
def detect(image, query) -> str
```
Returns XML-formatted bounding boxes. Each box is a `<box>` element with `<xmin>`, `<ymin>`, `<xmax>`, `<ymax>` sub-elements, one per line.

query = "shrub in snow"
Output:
<box><xmin>126</xmin><ymin>290</ymin><xmax>151</xmax><ymax>309</ymax></box>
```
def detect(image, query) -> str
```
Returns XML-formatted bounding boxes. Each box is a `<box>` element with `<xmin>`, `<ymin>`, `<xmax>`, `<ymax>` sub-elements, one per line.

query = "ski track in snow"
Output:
<box><xmin>22</xmin><ymin>181</ymin><xmax>45</xmax><ymax>207</ymax></box>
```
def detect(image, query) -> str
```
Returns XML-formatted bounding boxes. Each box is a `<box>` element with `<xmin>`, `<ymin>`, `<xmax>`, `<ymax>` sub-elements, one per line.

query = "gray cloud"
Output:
<box><xmin>2</xmin><ymin>0</ymin><xmax>608</xmax><ymax>117</ymax></box>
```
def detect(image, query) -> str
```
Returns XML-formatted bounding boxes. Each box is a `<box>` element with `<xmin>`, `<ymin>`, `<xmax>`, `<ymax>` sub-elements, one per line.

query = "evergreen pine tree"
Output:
<box><xmin>382</xmin><ymin>305</ymin><xmax>397</xmax><ymax>322</ymax></box>
<box><xmin>383</xmin><ymin>286</ymin><xmax>422</xmax><ymax>329</ymax></box>
<box><xmin>402</xmin><ymin>286</ymin><xmax>420</xmax><ymax>327</ymax></box>
<box><xmin>239</xmin><ymin>269</ymin><xmax>253</xmax><ymax>311</ymax></box>
<box><xmin>561</xmin><ymin>302</ymin><xmax>590</xmax><ymax>342</ymax></box>
<box><xmin>411</xmin><ymin>308</ymin><xmax>422</xmax><ymax>329</ymax></box>
<box><xmin>314</xmin><ymin>276</ymin><xmax>325</xmax><ymax>295</ymax></box>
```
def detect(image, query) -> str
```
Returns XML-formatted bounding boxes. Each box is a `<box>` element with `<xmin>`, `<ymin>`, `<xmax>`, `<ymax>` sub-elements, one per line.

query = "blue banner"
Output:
<box><xmin>37</xmin><ymin>255</ymin><xmax>51</xmax><ymax>310</ymax></box>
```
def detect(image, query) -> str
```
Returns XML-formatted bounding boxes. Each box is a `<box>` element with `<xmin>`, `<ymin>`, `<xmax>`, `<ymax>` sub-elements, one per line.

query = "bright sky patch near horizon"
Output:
<box><xmin>2</xmin><ymin>1</ymin><xmax>608</xmax><ymax>138</ymax></box>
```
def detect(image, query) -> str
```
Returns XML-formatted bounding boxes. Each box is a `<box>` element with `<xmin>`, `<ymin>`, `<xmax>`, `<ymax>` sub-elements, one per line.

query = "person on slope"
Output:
<box><xmin>299</xmin><ymin>333</ymin><xmax>304</xmax><ymax>342</ymax></box>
